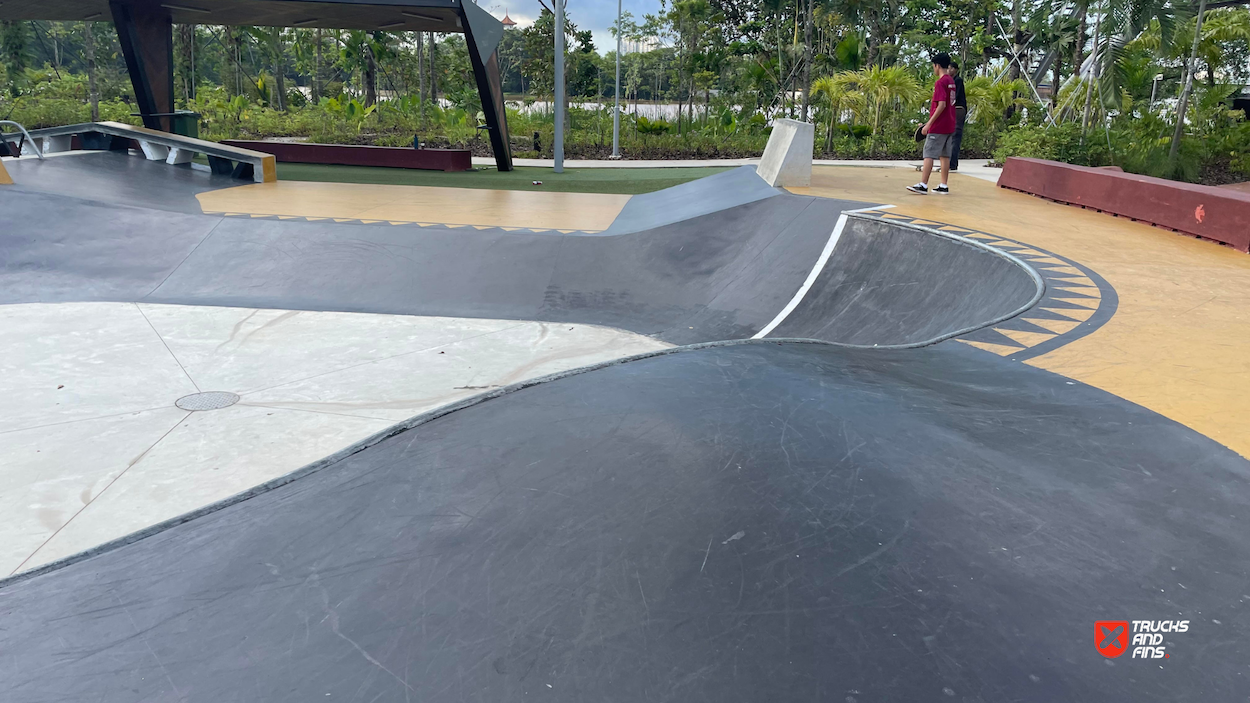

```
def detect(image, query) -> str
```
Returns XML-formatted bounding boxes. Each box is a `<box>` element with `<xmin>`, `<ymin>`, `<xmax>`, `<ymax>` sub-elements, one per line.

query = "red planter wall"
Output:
<box><xmin>222</xmin><ymin>140</ymin><xmax>472</xmax><ymax>172</ymax></box>
<box><xmin>999</xmin><ymin>157</ymin><xmax>1250</xmax><ymax>253</ymax></box>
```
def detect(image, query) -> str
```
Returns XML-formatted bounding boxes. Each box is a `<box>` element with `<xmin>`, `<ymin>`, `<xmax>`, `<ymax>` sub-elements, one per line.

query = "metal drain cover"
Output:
<box><xmin>175</xmin><ymin>391</ymin><xmax>240</xmax><ymax>411</ymax></box>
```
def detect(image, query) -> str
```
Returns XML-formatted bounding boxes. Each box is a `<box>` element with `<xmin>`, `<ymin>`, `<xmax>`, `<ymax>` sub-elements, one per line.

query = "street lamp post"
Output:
<box><xmin>554</xmin><ymin>0</ymin><xmax>566</xmax><ymax>173</ymax></box>
<box><xmin>1149</xmin><ymin>73</ymin><xmax>1164</xmax><ymax>111</ymax></box>
<box><xmin>611</xmin><ymin>0</ymin><xmax>621</xmax><ymax>159</ymax></box>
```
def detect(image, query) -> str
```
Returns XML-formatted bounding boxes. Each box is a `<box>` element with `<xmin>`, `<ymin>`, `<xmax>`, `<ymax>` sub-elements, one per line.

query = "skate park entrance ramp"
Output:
<box><xmin>1</xmin><ymin>151</ymin><xmax>1248</xmax><ymax>702</ymax></box>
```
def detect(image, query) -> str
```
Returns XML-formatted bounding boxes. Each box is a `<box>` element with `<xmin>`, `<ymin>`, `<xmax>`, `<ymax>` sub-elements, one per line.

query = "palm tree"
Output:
<box><xmin>811</xmin><ymin>72</ymin><xmax>865</xmax><ymax>151</ymax></box>
<box><xmin>1136</xmin><ymin>8</ymin><xmax>1250</xmax><ymax>86</ymax></box>
<box><xmin>853</xmin><ymin>65</ymin><xmax>922</xmax><ymax>137</ymax></box>
<box><xmin>966</xmin><ymin>76</ymin><xmax>1033</xmax><ymax>130</ymax></box>
<box><xmin>1097</xmin><ymin>0</ymin><xmax>1177</xmax><ymax>107</ymax></box>
<box><xmin>1028</xmin><ymin>2</ymin><xmax>1081</xmax><ymax>109</ymax></box>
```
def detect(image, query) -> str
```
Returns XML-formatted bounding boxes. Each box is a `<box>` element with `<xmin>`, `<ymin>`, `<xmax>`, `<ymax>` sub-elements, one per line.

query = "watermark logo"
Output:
<box><xmin>1095</xmin><ymin>621</ymin><xmax>1129</xmax><ymax>658</ymax></box>
<box><xmin>1096</xmin><ymin>620</ymin><xmax>1189</xmax><ymax>659</ymax></box>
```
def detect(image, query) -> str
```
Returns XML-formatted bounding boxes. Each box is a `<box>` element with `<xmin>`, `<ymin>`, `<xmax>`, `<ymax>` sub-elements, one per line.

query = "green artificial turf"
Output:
<box><xmin>274</xmin><ymin>162</ymin><xmax>733</xmax><ymax>195</ymax></box>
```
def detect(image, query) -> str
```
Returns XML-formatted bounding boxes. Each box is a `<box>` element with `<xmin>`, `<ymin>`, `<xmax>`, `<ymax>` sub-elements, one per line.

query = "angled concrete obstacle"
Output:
<box><xmin>757</xmin><ymin>118</ymin><xmax>814</xmax><ymax>187</ymax></box>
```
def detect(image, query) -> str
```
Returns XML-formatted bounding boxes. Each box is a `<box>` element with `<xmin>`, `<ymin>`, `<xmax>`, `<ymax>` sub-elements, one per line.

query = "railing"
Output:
<box><xmin>0</xmin><ymin>121</ymin><xmax>44</xmax><ymax>159</ymax></box>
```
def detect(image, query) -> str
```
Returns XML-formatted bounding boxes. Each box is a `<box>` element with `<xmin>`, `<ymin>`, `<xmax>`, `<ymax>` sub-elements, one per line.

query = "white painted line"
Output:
<box><xmin>752</xmin><ymin>204</ymin><xmax>895</xmax><ymax>339</ymax></box>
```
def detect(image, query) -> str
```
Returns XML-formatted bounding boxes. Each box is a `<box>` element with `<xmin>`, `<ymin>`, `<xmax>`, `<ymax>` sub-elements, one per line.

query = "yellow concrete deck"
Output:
<box><xmin>792</xmin><ymin>166</ymin><xmax>1250</xmax><ymax>458</ymax></box>
<box><xmin>196</xmin><ymin>181</ymin><xmax>631</xmax><ymax>232</ymax></box>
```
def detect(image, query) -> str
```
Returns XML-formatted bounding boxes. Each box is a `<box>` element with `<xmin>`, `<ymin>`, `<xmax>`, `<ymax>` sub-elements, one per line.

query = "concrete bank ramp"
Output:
<box><xmin>600</xmin><ymin>165</ymin><xmax>782</xmax><ymax>235</ymax></box>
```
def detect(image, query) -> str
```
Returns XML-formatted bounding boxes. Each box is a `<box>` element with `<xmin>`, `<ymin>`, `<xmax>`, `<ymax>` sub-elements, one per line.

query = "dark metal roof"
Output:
<box><xmin>0</xmin><ymin>0</ymin><xmax>466</xmax><ymax>33</ymax></box>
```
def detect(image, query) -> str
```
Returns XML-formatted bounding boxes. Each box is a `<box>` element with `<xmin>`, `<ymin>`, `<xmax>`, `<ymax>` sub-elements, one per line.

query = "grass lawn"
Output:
<box><xmin>274</xmin><ymin>163</ymin><xmax>734</xmax><ymax>195</ymax></box>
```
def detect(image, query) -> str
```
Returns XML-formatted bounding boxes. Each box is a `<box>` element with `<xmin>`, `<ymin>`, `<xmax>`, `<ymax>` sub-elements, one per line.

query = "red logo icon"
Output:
<box><xmin>1195</xmin><ymin>204</ymin><xmax>1206</xmax><ymax>223</ymax></box>
<box><xmin>1096</xmin><ymin>621</ymin><xmax>1129</xmax><ymax>658</ymax></box>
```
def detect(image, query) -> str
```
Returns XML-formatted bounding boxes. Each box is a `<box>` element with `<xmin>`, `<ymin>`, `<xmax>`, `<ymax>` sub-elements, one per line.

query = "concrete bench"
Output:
<box><xmin>1</xmin><ymin>121</ymin><xmax>276</xmax><ymax>183</ymax></box>
<box><xmin>1000</xmin><ymin>157</ymin><xmax>1250</xmax><ymax>253</ymax></box>
<box><xmin>223</xmin><ymin>140</ymin><xmax>472</xmax><ymax>172</ymax></box>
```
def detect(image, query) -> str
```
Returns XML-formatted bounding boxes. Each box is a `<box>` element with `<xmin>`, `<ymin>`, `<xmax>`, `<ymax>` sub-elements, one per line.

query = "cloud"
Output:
<box><xmin>481</xmin><ymin>0</ymin><xmax>664</xmax><ymax>55</ymax></box>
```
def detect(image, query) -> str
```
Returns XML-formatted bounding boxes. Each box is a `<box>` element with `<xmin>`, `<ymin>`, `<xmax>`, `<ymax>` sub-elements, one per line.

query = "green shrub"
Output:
<box><xmin>992</xmin><ymin>123</ymin><xmax>1109</xmax><ymax>167</ymax></box>
<box><xmin>635</xmin><ymin>115</ymin><xmax>671</xmax><ymax>138</ymax></box>
<box><xmin>835</xmin><ymin>124</ymin><xmax>872</xmax><ymax>139</ymax></box>
<box><xmin>3</xmin><ymin>97</ymin><xmax>139</xmax><ymax>128</ymax></box>
<box><xmin>1211</xmin><ymin>120</ymin><xmax>1250</xmax><ymax>180</ymax></box>
<box><xmin>1107</xmin><ymin>114</ymin><xmax>1204</xmax><ymax>182</ymax></box>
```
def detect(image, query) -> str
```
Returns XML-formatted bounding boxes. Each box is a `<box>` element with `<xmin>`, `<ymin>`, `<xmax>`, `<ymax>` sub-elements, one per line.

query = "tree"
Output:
<box><xmin>338</xmin><ymin>30</ymin><xmax>396</xmax><ymax>107</ymax></box>
<box><xmin>497</xmin><ymin>23</ymin><xmax>525</xmax><ymax>94</ymax></box>
<box><xmin>1028</xmin><ymin>2</ymin><xmax>1080</xmax><ymax>109</ymax></box>
<box><xmin>248</xmin><ymin>27</ymin><xmax>290</xmax><ymax>110</ymax></box>
<box><xmin>1</xmin><ymin>20</ymin><xmax>31</xmax><ymax>94</ymax></box>
<box><xmin>668</xmin><ymin>0</ymin><xmax>716</xmax><ymax>132</ymax></box>
<box><xmin>83</xmin><ymin>22</ymin><xmax>99</xmax><ymax>120</ymax></box>
<box><xmin>967</xmin><ymin>75</ymin><xmax>1032</xmax><ymax>129</ymax></box>
<box><xmin>290</xmin><ymin>28</ymin><xmax>329</xmax><ymax>102</ymax></box>
<box><xmin>521</xmin><ymin>9</ymin><xmax>561</xmax><ymax>100</ymax></box>
<box><xmin>175</xmin><ymin>24</ymin><xmax>197</xmax><ymax>103</ymax></box>
<box><xmin>429</xmin><ymin>33</ymin><xmax>438</xmax><ymax>104</ymax></box>
<box><xmin>854</xmin><ymin>64</ymin><xmax>923</xmax><ymax>136</ymax></box>
<box><xmin>811</xmin><ymin>71</ymin><xmax>867</xmax><ymax>149</ymax></box>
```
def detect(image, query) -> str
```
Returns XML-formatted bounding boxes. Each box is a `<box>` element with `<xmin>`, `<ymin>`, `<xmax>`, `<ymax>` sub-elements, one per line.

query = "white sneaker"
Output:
<box><xmin>906</xmin><ymin>183</ymin><xmax>929</xmax><ymax>194</ymax></box>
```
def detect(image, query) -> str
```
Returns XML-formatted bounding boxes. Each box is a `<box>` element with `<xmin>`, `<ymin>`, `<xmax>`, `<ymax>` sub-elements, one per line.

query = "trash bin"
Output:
<box><xmin>129</xmin><ymin>111</ymin><xmax>202</xmax><ymax>138</ymax></box>
<box><xmin>171</xmin><ymin>111</ymin><xmax>201</xmax><ymax>139</ymax></box>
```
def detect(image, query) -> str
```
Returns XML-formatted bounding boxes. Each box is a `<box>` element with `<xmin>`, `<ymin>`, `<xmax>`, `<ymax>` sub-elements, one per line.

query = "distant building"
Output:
<box><xmin>501</xmin><ymin>11</ymin><xmax>516</xmax><ymax>28</ymax></box>
<box><xmin>621</xmin><ymin>38</ymin><xmax>660</xmax><ymax>54</ymax></box>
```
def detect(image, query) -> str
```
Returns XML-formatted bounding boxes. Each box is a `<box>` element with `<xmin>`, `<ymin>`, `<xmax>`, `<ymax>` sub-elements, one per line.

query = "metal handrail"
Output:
<box><xmin>0</xmin><ymin>120</ymin><xmax>44</xmax><ymax>159</ymax></box>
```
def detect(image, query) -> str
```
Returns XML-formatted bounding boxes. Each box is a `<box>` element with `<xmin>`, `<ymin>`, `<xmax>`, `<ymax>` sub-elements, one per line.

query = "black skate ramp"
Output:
<box><xmin>768</xmin><ymin>215</ymin><xmax>1042</xmax><ymax>345</ymax></box>
<box><xmin>3</xmin><ymin>157</ymin><xmax>1244</xmax><ymax>702</ymax></box>
<box><xmin>0</xmin><ymin>167</ymin><xmax>1036</xmax><ymax>346</ymax></box>
<box><xmin>2</xmin><ymin>342</ymin><xmax>1247</xmax><ymax>702</ymax></box>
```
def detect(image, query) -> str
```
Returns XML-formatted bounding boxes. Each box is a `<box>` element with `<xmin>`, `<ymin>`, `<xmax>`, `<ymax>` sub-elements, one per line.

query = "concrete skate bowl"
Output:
<box><xmin>0</xmin><ymin>165</ymin><xmax>1040</xmax><ymax>348</ymax></box>
<box><xmin>3</xmin><ymin>159</ymin><xmax>1249</xmax><ymax>702</ymax></box>
<box><xmin>3</xmin><ymin>341</ymin><xmax>1249</xmax><ymax>702</ymax></box>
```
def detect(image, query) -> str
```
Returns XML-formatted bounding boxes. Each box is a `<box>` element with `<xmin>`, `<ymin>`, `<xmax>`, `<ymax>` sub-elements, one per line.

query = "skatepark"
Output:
<box><xmin>2</xmin><ymin>111</ymin><xmax>1250</xmax><ymax>702</ymax></box>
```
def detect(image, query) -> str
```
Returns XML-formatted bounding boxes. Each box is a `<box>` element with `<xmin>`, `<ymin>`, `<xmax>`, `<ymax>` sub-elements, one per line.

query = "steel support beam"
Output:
<box><xmin>110</xmin><ymin>0</ymin><xmax>175</xmax><ymax>132</ymax></box>
<box><xmin>461</xmin><ymin>5</ymin><xmax>513</xmax><ymax>172</ymax></box>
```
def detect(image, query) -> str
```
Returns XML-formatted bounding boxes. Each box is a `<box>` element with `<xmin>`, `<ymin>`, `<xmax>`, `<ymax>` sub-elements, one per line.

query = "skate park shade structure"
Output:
<box><xmin>1</xmin><ymin>153</ymin><xmax>1248</xmax><ymax>701</ymax></box>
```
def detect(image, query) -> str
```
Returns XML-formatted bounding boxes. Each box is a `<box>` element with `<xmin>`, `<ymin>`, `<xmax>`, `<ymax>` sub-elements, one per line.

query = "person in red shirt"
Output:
<box><xmin>907</xmin><ymin>53</ymin><xmax>958</xmax><ymax>194</ymax></box>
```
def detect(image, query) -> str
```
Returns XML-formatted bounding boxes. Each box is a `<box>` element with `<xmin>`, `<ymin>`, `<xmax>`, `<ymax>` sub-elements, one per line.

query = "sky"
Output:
<box><xmin>478</xmin><ymin>0</ymin><xmax>665</xmax><ymax>56</ymax></box>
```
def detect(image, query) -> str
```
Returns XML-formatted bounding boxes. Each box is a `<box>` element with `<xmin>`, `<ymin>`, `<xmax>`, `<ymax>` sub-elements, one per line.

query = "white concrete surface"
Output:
<box><xmin>166</xmin><ymin>147</ymin><xmax>195</xmax><ymax>165</ymax></box>
<box><xmin>138</xmin><ymin>141</ymin><xmax>170</xmax><ymax>162</ymax></box>
<box><xmin>1</xmin><ymin>303</ymin><xmax>669</xmax><ymax>574</ymax></box>
<box><xmin>470</xmin><ymin>156</ymin><xmax>1004</xmax><ymax>183</ymax></box>
<box><xmin>40</xmin><ymin>135</ymin><xmax>73</xmax><ymax>154</ymax></box>
<box><xmin>756</xmin><ymin>119</ymin><xmax>815</xmax><ymax>187</ymax></box>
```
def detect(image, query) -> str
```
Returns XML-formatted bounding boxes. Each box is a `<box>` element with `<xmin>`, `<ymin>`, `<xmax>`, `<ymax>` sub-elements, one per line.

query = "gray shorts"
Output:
<box><xmin>922</xmin><ymin>132</ymin><xmax>954</xmax><ymax>159</ymax></box>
